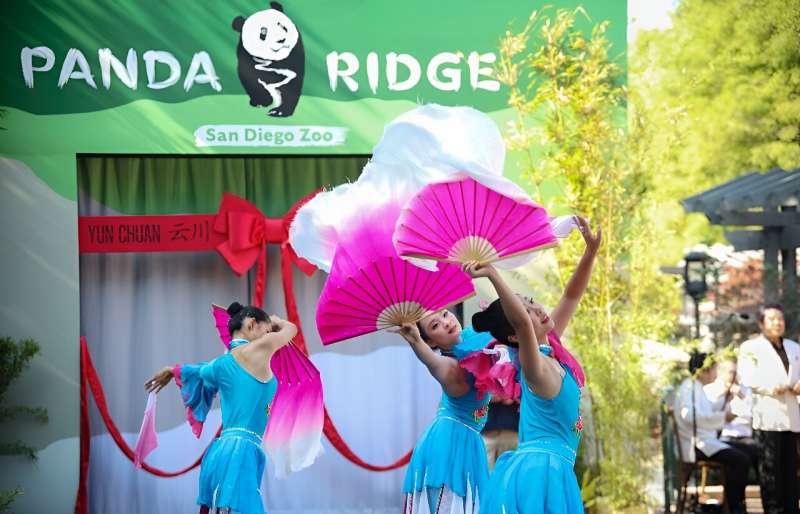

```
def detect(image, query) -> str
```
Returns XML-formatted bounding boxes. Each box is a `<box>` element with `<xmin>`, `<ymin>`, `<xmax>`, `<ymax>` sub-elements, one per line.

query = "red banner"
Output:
<box><xmin>79</xmin><ymin>215</ymin><xmax>224</xmax><ymax>253</ymax></box>
<box><xmin>78</xmin><ymin>193</ymin><xmax>318</xmax><ymax>307</ymax></box>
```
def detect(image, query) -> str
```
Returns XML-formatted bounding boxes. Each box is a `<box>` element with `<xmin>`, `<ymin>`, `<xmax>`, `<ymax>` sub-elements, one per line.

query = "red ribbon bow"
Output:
<box><xmin>213</xmin><ymin>192</ymin><xmax>318</xmax><ymax>308</ymax></box>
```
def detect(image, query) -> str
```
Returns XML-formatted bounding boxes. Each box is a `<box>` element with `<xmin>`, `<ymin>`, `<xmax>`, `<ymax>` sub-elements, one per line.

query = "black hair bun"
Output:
<box><xmin>472</xmin><ymin>310</ymin><xmax>490</xmax><ymax>332</ymax></box>
<box><xmin>688</xmin><ymin>351</ymin><xmax>709</xmax><ymax>374</ymax></box>
<box><xmin>227</xmin><ymin>302</ymin><xmax>245</xmax><ymax>316</ymax></box>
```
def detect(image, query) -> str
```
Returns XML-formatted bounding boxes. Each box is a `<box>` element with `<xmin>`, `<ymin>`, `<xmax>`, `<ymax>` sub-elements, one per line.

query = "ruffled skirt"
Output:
<box><xmin>479</xmin><ymin>442</ymin><xmax>583</xmax><ymax>514</ymax></box>
<box><xmin>197</xmin><ymin>428</ymin><xmax>267</xmax><ymax>514</ymax></box>
<box><xmin>403</xmin><ymin>417</ymin><xmax>489</xmax><ymax>513</ymax></box>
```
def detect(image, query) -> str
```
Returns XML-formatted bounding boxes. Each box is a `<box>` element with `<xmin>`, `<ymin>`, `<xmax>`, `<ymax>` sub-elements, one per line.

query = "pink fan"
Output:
<box><xmin>212</xmin><ymin>304</ymin><xmax>324</xmax><ymax>477</ymax></box>
<box><xmin>316</xmin><ymin>204</ymin><xmax>475</xmax><ymax>345</ymax></box>
<box><xmin>212</xmin><ymin>305</ymin><xmax>234</xmax><ymax>349</ymax></box>
<box><xmin>394</xmin><ymin>177</ymin><xmax>557</xmax><ymax>264</ymax></box>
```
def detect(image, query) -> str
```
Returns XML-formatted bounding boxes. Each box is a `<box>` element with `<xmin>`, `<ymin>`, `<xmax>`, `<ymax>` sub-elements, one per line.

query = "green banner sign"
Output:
<box><xmin>1</xmin><ymin>0</ymin><xmax>625</xmax><ymax>160</ymax></box>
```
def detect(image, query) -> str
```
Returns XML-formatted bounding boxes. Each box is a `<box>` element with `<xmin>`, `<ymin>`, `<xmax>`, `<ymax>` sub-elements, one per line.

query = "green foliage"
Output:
<box><xmin>0</xmin><ymin>337</ymin><xmax>40</xmax><ymax>404</ymax></box>
<box><xmin>497</xmin><ymin>7</ymin><xmax>680</xmax><ymax>509</ymax></box>
<box><xmin>0</xmin><ymin>336</ymin><xmax>47</xmax><ymax>459</ymax></box>
<box><xmin>0</xmin><ymin>488</ymin><xmax>23</xmax><ymax>513</ymax></box>
<box><xmin>0</xmin><ymin>336</ymin><xmax>48</xmax><ymax>512</ymax></box>
<box><xmin>580</xmin><ymin>468</ymin><xmax>600</xmax><ymax>509</ymax></box>
<box><xmin>0</xmin><ymin>441</ymin><xmax>37</xmax><ymax>460</ymax></box>
<box><xmin>0</xmin><ymin>406</ymin><xmax>47</xmax><ymax>424</ymax></box>
<box><xmin>631</xmin><ymin>0</ymin><xmax>800</xmax><ymax>263</ymax></box>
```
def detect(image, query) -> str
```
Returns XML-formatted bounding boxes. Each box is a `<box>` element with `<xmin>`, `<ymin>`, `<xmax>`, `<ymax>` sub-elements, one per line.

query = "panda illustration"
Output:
<box><xmin>233</xmin><ymin>2</ymin><xmax>305</xmax><ymax>117</ymax></box>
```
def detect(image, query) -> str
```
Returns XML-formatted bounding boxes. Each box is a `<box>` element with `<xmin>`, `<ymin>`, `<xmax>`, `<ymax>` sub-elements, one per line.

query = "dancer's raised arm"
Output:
<box><xmin>466</xmin><ymin>262</ymin><xmax>563</xmax><ymax>399</ymax></box>
<box><xmin>551</xmin><ymin>216</ymin><xmax>601</xmax><ymax>337</ymax></box>
<box><xmin>392</xmin><ymin>322</ymin><xmax>469</xmax><ymax>397</ymax></box>
<box><xmin>251</xmin><ymin>315</ymin><xmax>297</xmax><ymax>352</ymax></box>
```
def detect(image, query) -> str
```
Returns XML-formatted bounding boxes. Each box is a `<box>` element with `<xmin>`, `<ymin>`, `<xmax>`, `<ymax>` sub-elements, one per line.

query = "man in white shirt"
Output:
<box><xmin>738</xmin><ymin>304</ymin><xmax>800</xmax><ymax>514</ymax></box>
<box><xmin>675</xmin><ymin>351</ymin><xmax>751</xmax><ymax>514</ymax></box>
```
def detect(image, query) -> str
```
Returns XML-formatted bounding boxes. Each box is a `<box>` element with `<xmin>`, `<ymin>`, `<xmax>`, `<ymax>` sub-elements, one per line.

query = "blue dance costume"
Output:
<box><xmin>175</xmin><ymin>339</ymin><xmax>278</xmax><ymax>514</ymax></box>
<box><xmin>403</xmin><ymin>327</ymin><xmax>494</xmax><ymax>514</ymax></box>
<box><xmin>480</xmin><ymin>345</ymin><xmax>584</xmax><ymax>514</ymax></box>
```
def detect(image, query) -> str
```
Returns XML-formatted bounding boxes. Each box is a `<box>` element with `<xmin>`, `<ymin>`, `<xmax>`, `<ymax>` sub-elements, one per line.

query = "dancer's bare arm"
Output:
<box><xmin>251</xmin><ymin>316</ymin><xmax>297</xmax><ymax>353</ymax></box>
<box><xmin>551</xmin><ymin>217</ymin><xmax>601</xmax><ymax>337</ymax></box>
<box><xmin>466</xmin><ymin>262</ymin><xmax>562</xmax><ymax>399</ymax></box>
<box><xmin>392</xmin><ymin>323</ymin><xmax>470</xmax><ymax>397</ymax></box>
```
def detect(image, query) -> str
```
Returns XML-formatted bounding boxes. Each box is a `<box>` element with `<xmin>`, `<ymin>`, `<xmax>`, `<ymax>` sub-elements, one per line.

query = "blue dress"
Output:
<box><xmin>176</xmin><ymin>339</ymin><xmax>278</xmax><ymax>514</ymax></box>
<box><xmin>403</xmin><ymin>327</ymin><xmax>494</xmax><ymax>513</ymax></box>
<box><xmin>480</xmin><ymin>345</ymin><xmax>584</xmax><ymax>514</ymax></box>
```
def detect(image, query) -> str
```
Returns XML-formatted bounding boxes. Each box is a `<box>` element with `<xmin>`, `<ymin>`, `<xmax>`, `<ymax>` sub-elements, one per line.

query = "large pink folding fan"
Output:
<box><xmin>394</xmin><ymin>177</ymin><xmax>557</xmax><ymax>264</ymax></box>
<box><xmin>316</xmin><ymin>205</ymin><xmax>475</xmax><ymax>345</ymax></box>
<box><xmin>212</xmin><ymin>304</ymin><xmax>324</xmax><ymax>477</ymax></box>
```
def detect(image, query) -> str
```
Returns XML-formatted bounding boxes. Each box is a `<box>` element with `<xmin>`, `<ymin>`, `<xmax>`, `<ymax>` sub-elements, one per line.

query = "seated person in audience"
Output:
<box><xmin>674</xmin><ymin>351</ymin><xmax>751</xmax><ymax>514</ymax></box>
<box><xmin>703</xmin><ymin>356</ymin><xmax>759</xmax><ymax>481</ymax></box>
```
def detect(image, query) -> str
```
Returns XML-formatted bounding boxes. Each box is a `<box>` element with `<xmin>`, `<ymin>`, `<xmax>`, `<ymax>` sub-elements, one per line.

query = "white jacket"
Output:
<box><xmin>703</xmin><ymin>380</ymin><xmax>753</xmax><ymax>439</ymax></box>
<box><xmin>673</xmin><ymin>378</ymin><xmax>729</xmax><ymax>462</ymax></box>
<box><xmin>737</xmin><ymin>335</ymin><xmax>800</xmax><ymax>432</ymax></box>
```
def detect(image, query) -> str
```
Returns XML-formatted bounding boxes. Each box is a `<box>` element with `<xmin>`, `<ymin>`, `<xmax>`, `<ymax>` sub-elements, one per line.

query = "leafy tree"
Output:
<box><xmin>631</xmin><ymin>0</ymin><xmax>800</xmax><ymax>264</ymax></box>
<box><xmin>496</xmin><ymin>7</ymin><xmax>680</xmax><ymax>509</ymax></box>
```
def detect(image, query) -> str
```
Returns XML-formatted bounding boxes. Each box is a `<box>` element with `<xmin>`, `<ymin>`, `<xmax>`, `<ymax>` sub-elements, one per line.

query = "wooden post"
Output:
<box><xmin>782</xmin><ymin>246</ymin><xmax>798</xmax><ymax>299</ymax></box>
<box><xmin>780</xmin><ymin>205</ymin><xmax>798</xmax><ymax>324</ymax></box>
<box><xmin>764</xmin><ymin>226</ymin><xmax>781</xmax><ymax>304</ymax></box>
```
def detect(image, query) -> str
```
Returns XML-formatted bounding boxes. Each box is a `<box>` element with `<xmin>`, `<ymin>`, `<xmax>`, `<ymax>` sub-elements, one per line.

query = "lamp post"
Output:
<box><xmin>683</xmin><ymin>251</ymin><xmax>710</xmax><ymax>339</ymax></box>
<box><xmin>681</xmin><ymin>251</ymin><xmax>715</xmax><ymax>514</ymax></box>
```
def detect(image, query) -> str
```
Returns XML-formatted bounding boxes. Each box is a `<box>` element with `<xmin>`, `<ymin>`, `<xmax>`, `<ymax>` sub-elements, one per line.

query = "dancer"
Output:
<box><xmin>392</xmin><ymin>311</ymin><xmax>494</xmax><ymax>514</ymax></box>
<box><xmin>472</xmin><ymin>217</ymin><xmax>599</xmax><ymax>514</ymax></box>
<box><xmin>145</xmin><ymin>302</ymin><xmax>296</xmax><ymax>514</ymax></box>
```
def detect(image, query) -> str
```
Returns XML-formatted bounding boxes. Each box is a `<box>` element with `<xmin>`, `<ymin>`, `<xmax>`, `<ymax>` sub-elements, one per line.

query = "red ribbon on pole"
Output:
<box><xmin>75</xmin><ymin>339</ymin><xmax>89</xmax><ymax>514</ymax></box>
<box><xmin>75</xmin><ymin>337</ymin><xmax>222</xmax><ymax>514</ymax></box>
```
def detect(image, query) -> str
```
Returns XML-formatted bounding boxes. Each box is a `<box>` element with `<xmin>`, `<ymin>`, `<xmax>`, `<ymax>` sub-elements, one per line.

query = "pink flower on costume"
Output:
<box><xmin>574</xmin><ymin>415</ymin><xmax>583</xmax><ymax>436</ymax></box>
<box><xmin>473</xmin><ymin>405</ymin><xmax>490</xmax><ymax>423</ymax></box>
<box><xmin>459</xmin><ymin>345</ymin><xmax>521</xmax><ymax>402</ymax></box>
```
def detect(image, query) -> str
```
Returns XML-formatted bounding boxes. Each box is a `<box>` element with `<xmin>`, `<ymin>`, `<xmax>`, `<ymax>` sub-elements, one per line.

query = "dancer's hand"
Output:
<box><xmin>268</xmin><ymin>314</ymin><xmax>286</xmax><ymax>333</ymax></box>
<box><xmin>576</xmin><ymin>217</ymin><xmax>601</xmax><ymax>254</ymax></box>
<box><xmin>389</xmin><ymin>323</ymin><xmax>423</xmax><ymax>345</ymax></box>
<box><xmin>145</xmin><ymin>366</ymin><xmax>174</xmax><ymax>394</ymax></box>
<box><xmin>462</xmin><ymin>260</ymin><xmax>496</xmax><ymax>279</ymax></box>
<box><xmin>792</xmin><ymin>382</ymin><xmax>800</xmax><ymax>395</ymax></box>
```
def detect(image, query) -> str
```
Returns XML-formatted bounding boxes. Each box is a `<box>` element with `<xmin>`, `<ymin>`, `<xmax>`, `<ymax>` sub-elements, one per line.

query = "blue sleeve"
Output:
<box><xmin>173</xmin><ymin>359</ymin><xmax>218</xmax><ymax>438</ymax></box>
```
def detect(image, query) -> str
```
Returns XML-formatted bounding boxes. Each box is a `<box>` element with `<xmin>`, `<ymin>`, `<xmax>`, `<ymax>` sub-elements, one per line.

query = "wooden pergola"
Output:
<box><xmin>681</xmin><ymin>168</ymin><xmax>800</xmax><ymax>307</ymax></box>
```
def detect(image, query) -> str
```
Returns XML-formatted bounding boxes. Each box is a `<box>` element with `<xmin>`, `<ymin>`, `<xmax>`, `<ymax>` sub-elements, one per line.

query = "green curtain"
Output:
<box><xmin>78</xmin><ymin>155</ymin><xmax>368</xmax><ymax>217</ymax></box>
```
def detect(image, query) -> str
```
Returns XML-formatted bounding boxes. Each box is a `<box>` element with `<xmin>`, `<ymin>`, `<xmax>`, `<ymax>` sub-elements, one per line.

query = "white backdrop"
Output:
<box><xmin>79</xmin><ymin>192</ymin><xmax>442</xmax><ymax>514</ymax></box>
